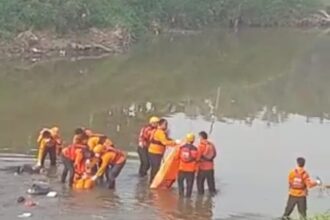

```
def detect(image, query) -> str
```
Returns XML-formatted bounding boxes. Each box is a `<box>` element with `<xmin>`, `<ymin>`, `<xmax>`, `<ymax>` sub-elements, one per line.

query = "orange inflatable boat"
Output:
<box><xmin>150</xmin><ymin>147</ymin><xmax>180</xmax><ymax>189</ymax></box>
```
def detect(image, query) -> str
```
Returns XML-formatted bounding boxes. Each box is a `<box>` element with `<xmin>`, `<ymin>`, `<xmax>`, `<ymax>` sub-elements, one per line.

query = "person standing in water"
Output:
<box><xmin>282</xmin><ymin>157</ymin><xmax>321</xmax><ymax>220</ymax></box>
<box><xmin>175</xmin><ymin>133</ymin><xmax>200</xmax><ymax>197</ymax></box>
<box><xmin>137</xmin><ymin>116</ymin><xmax>159</xmax><ymax>177</ymax></box>
<box><xmin>148</xmin><ymin>119</ymin><xmax>177</xmax><ymax>184</ymax></box>
<box><xmin>197</xmin><ymin>131</ymin><xmax>217</xmax><ymax>195</ymax></box>
<box><xmin>37</xmin><ymin>130</ymin><xmax>57</xmax><ymax>167</ymax></box>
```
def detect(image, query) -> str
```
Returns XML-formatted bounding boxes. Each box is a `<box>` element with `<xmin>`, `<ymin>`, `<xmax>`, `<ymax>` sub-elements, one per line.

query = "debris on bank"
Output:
<box><xmin>0</xmin><ymin>27</ymin><xmax>132</xmax><ymax>61</ymax></box>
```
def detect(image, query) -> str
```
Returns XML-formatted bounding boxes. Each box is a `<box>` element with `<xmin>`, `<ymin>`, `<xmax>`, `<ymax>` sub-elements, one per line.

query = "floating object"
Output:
<box><xmin>46</xmin><ymin>191</ymin><xmax>58</xmax><ymax>198</ymax></box>
<box><xmin>24</xmin><ymin>200</ymin><xmax>37</xmax><ymax>207</ymax></box>
<box><xmin>17</xmin><ymin>213</ymin><xmax>32</xmax><ymax>218</ymax></box>
<box><xmin>150</xmin><ymin>147</ymin><xmax>180</xmax><ymax>189</ymax></box>
<box><xmin>27</xmin><ymin>184</ymin><xmax>50</xmax><ymax>195</ymax></box>
<box><xmin>17</xmin><ymin>196</ymin><xmax>26</xmax><ymax>203</ymax></box>
<box><xmin>74</xmin><ymin>178</ymin><xmax>94</xmax><ymax>190</ymax></box>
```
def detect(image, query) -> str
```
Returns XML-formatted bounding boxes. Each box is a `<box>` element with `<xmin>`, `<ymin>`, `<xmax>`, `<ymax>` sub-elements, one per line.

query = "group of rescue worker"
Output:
<box><xmin>138</xmin><ymin>117</ymin><xmax>217</xmax><ymax>197</ymax></box>
<box><xmin>36</xmin><ymin>127</ymin><xmax>126</xmax><ymax>190</ymax></box>
<box><xmin>35</xmin><ymin>117</ymin><xmax>324</xmax><ymax>220</ymax></box>
<box><xmin>35</xmin><ymin>116</ymin><xmax>217</xmax><ymax>196</ymax></box>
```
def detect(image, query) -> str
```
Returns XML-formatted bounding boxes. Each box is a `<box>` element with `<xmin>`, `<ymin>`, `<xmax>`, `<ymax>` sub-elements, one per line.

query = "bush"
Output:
<box><xmin>0</xmin><ymin>0</ymin><xmax>324</xmax><ymax>38</ymax></box>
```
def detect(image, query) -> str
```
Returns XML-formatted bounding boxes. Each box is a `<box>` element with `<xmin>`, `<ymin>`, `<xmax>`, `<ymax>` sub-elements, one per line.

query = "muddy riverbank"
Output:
<box><xmin>0</xmin><ymin>28</ymin><xmax>132</xmax><ymax>62</ymax></box>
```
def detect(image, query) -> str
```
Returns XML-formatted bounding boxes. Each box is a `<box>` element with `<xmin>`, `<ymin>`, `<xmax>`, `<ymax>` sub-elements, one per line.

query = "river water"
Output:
<box><xmin>0</xmin><ymin>29</ymin><xmax>330</xmax><ymax>219</ymax></box>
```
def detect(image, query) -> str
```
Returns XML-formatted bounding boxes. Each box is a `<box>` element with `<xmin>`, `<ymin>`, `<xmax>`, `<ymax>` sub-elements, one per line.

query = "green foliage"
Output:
<box><xmin>0</xmin><ymin>0</ymin><xmax>324</xmax><ymax>37</ymax></box>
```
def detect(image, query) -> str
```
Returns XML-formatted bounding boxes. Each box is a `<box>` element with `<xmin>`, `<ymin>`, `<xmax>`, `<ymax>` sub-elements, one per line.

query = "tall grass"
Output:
<box><xmin>0</xmin><ymin>0</ymin><xmax>324</xmax><ymax>37</ymax></box>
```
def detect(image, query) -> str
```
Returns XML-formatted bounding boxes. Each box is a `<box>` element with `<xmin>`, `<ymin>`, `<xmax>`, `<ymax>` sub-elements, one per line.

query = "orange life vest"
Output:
<box><xmin>138</xmin><ymin>125</ymin><xmax>155</xmax><ymax>148</ymax></box>
<box><xmin>62</xmin><ymin>144</ymin><xmax>86</xmax><ymax>161</ymax></box>
<box><xmin>104</xmin><ymin>146</ymin><xmax>126</xmax><ymax>165</ymax></box>
<box><xmin>290</xmin><ymin>169</ymin><xmax>307</xmax><ymax>190</ymax></box>
<box><xmin>180</xmin><ymin>144</ymin><xmax>198</xmax><ymax>163</ymax></box>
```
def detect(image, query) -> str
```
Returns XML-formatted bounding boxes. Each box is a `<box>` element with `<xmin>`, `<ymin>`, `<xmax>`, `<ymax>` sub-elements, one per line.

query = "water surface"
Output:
<box><xmin>0</xmin><ymin>29</ymin><xmax>330</xmax><ymax>219</ymax></box>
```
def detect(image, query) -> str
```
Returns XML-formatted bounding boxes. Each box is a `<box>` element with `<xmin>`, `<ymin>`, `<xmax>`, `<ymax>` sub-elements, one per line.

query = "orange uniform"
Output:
<box><xmin>149</xmin><ymin>129</ymin><xmax>176</xmax><ymax>155</ymax></box>
<box><xmin>62</xmin><ymin>144</ymin><xmax>86</xmax><ymax>161</ymax></box>
<box><xmin>175</xmin><ymin>144</ymin><xmax>200</xmax><ymax>172</ymax></box>
<box><xmin>288</xmin><ymin>168</ymin><xmax>317</xmax><ymax>197</ymax></box>
<box><xmin>95</xmin><ymin>148</ymin><xmax>126</xmax><ymax>177</ymax></box>
<box><xmin>198</xmin><ymin>140</ymin><xmax>217</xmax><ymax>171</ymax></box>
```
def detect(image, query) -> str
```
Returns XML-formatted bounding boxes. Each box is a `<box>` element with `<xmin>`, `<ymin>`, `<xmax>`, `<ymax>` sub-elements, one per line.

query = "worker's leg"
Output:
<box><xmin>206</xmin><ymin>169</ymin><xmax>216</xmax><ymax>194</ymax></box>
<box><xmin>40</xmin><ymin>147</ymin><xmax>49</xmax><ymax>167</ymax></box>
<box><xmin>107</xmin><ymin>161</ymin><xmax>126</xmax><ymax>189</ymax></box>
<box><xmin>297</xmin><ymin>196</ymin><xmax>307</xmax><ymax>220</ymax></box>
<box><xmin>149</xmin><ymin>153</ymin><xmax>162</xmax><ymax>184</ymax></box>
<box><xmin>137</xmin><ymin>147</ymin><xmax>150</xmax><ymax>177</ymax></box>
<box><xmin>282</xmin><ymin>195</ymin><xmax>298</xmax><ymax>219</ymax></box>
<box><xmin>186</xmin><ymin>172</ymin><xmax>195</xmax><ymax>198</ymax></box>
<box><xmin>49</xmin><ymin>147</ymin><xmax>57</xmax><ymax>166</ymax></box>
<box><xmin>177</xmin><ymin>171</ymin><xmax>185</xmax><ymax>197</ymax></box>
<box><xmin>197</xmin><ymin>170</ymin><xmax>207</xmax><ymax>195</ymax></box>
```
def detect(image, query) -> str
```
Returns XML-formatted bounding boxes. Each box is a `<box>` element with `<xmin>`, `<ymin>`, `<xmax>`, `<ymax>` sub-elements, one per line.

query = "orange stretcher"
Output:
<box><xmin>150</xmin><ymin>147</ymin><xmax>180</xmax><ymax>189</ymax></box>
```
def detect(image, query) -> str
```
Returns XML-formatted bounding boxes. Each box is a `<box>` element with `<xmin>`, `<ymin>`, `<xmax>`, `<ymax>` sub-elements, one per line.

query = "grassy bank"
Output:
<box><xmin>0</xmin><ymin>0</ymin><xmax>325</xmax><ymax>38</ymax></box>
<box><xmin>310</xmin><ymin>213</ymin><xmax>330</xmax><ymax>219</ymax></box>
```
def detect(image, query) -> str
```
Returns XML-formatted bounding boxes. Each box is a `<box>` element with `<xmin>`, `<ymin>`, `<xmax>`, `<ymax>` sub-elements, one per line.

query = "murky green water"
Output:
<box><xmin>0</xmin><ymin>29</ymin><xmax>330</xmax><ymax>219</ymax></box>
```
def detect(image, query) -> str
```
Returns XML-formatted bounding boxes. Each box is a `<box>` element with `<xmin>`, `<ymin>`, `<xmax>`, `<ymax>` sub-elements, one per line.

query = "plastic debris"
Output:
<box><xmin>17</xmin><ymin>213</ymin><xmax>32</xmax><ymax>218</ymax></box>
<box><xmin>27</xmin><ymin>184</ymin><xmax>50</xmax><ymax>195</ymax></box>
<box><xmin>46</xmin><ymin>191</ymin><xmax>58</xmax><ymax>198</ymax></box>
<box><xmin>17</xmin><ymin>196</ymin><xmax>26</xmax><ymax>204</ymax></box>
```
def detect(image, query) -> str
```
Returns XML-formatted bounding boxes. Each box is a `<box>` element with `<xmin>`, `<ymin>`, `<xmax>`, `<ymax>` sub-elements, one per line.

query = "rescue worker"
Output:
<box><xmin>91</xmin><ymin>145</ymin><xmax>126</xmax><ymax>189</ymax></box>
<box><xmin>36</xmin><ymin>126</ymin><xmax>62</xmax><ymax>166</ymax></box>
<box><xmin>138</xmin><ymin>116</ymin><xmax>160</xmax><ymax>177</ymax></box>
<box><xmin>175</xmin><ymin>133</ymin><xmax>200</xmax><ymax>198</ymax></box>
<box><xmin>148</xmin><ymin>118</ymin><xmax>177</xmax><ymax>184</ymax></box>
<box><xmin>49</xmin><ymin>127</ymin><xmax>63</xmax><ymax>156</ymax></box>
<box><xmin>73</xmin><ymin>146</ymin><xmax>95</xmax><ymax>189</ymax></box>
<box><xmin>61</xmin><ymin>133</ymin><xmax>89</xmax><ymax>187</ymax></box>
<box><xmin>196</xmin><ymin>131</ymin><xmax>217</xmax><ymax>195</ymax></box>
<box><xmin>37</xmin><ymin>130</ymin><xmax>57</xmax><ymax>167</ymax></box>
<box><xmin>282</xmin><ymin>157</ymin><xmax>321</xmax><ymax>220</ymax></box>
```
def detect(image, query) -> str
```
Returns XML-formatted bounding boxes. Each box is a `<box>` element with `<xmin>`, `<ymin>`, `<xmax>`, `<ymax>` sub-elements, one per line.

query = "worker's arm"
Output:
<box><xmin>304</xmin><ymin>172</ymin><xmax>317</xmax><ymax>189</ymax></box>
<box><xmin>159</xmin><ymin>131</ymin><xmax>176</xmax><ymax>147</ymax></box>
<box><xmin>95</xmin><ymin>153</ymin><xmax>111</xmax><ymax>177</ymax></box>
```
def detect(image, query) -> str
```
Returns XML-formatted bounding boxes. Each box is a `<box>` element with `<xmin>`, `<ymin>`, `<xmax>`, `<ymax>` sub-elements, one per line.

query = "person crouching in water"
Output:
<box><xmin>175</xmin><ymin>133</ymin><xmax>200</xmax><ymax>198</ymax></box>
<box><xmin>282</xmin><ymin>157</ymin><xmax>321</xmax><ymax>220</ymax></box>
<box><xmin>197</xmin><ymin>131</ymin><xmax>217</xmax><ymax>195</ymax></box>
<box><xmin>148</xmin><ymin>119</ymin><xmax>177</xmax><ymax>184</ymax></box>
<box><xmin>36</xmin><ymin>130</ymin><xmax>57</xmax><ymax>167</ymax></box>
<box><xmin>91</xmin><ymin>145</ymin><xmax>126</xmax><ymax>189</ymax></box>
<box><xmin>138</xmin><ymin>116</ymin><xmax>160</xmax><ymax>177</ymax></box>
<box><xmin>61</xmin><ymin>133</ymin><xmax>89</xmax><ymax>187</ymax></box>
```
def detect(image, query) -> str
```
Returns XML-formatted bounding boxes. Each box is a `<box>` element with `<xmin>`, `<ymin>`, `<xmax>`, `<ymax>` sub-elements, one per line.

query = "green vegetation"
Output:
<box><xmin>0</xmin><ymin>0</ymin><xmax>325</xmax><ymax>38</ymax></box>
<box><xmin>310</xmin><ymin>213</ymin><xmax>330</xmax><ymax>220</ymax></box>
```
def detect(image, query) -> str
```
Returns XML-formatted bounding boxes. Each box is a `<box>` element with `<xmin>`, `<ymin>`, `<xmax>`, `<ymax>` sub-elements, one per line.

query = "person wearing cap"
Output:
<box><xmin>174</xmin><ymin>133</ymin><xmax>200</xmax><ymax>197</ymax></box>
<box><xmin>36</xmin><ymin>126</ymin><xmax>62</xmax><ymax>167</ymax></box>
<box><xmin>91</xmin><ymin>144</ymin><xmax>126</xmax><ymax>189</ymax></box>
<box><xmin>36</xmin><ymin>130</ymin><xmax>57</xmax><ymax>167</ymax></box>
<box><xmin>137</xmin><ymin>116</ymin><xmax>160</xmax><ymax>177</ymax></box>
<box><xmin>148</xmin><ymin>119</ymin><xmax>177</xmax><ymax>184</ymax></box>
<box><xmin>282</xmin><ymin>157</ymin><xmax>321</xmax><ymax>220</ymax></box>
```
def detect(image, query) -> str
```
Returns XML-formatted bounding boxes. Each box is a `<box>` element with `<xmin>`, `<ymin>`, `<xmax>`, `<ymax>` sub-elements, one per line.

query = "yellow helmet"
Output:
<box><xmin>186</xmin><ymin>133</ymin><xmax>195</xmax><ymax>143</ymax></box>
<box><xmin>149</xmin><ymin>116</ymin><xmax>160</xmax><ymax>124</ymax></box>
<box><xmin>93</xmin><ymin>144</ymin><xmax>104</xmax><ymax>154</ymax></box>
